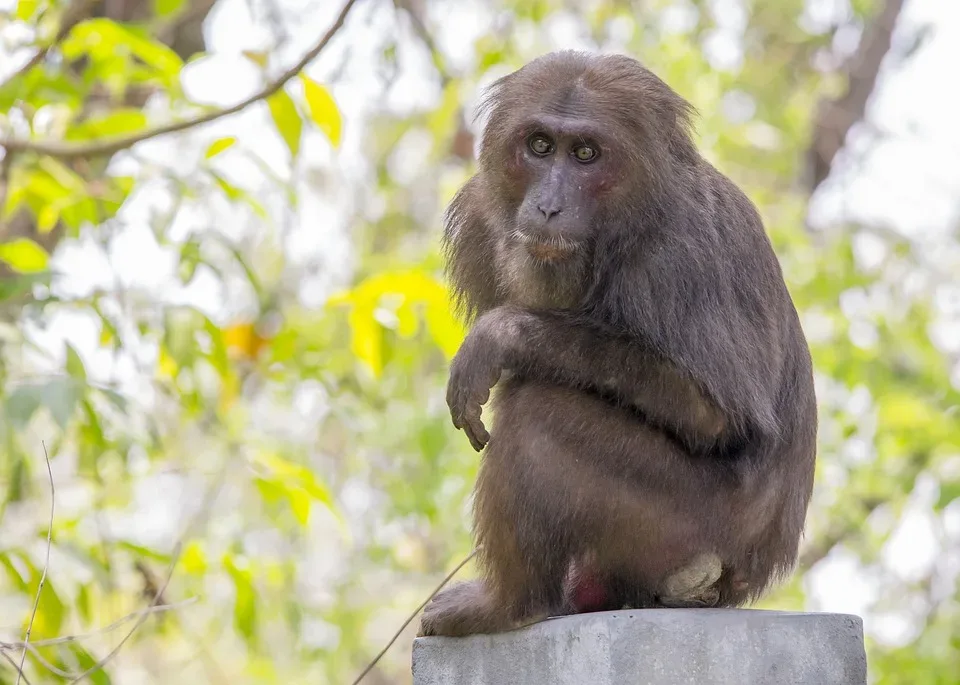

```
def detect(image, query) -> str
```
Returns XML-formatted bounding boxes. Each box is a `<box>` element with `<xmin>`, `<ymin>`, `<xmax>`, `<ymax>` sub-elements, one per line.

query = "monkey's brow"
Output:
<box><xmin>518</xmin><ymin>114</ymin><xmax>606</xmax><ymax>143</ymax></box>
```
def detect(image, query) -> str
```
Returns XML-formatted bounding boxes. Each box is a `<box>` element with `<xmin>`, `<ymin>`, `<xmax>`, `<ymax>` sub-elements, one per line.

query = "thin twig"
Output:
<box><xmin>14</xmin><ymin>443</ymin><xmax>55</xmax><ymax>685</ymax></box>
<box><xmin>0</xmin><ymin>0</ymin><xmax>362</xmax><ymax>160</ymax></box>
<box><xmin>66</xmin><ymin>543</ymin><xmax>182</xmax><ymax>684</ymax></box>
<box><xmin>1</xmin><ymin>600</ymin><xmax>198</xmax><ymax>680</ymax></box>
<box><xmin>0</xmin><ymin>598</ymin><xmax>197</xmax><ymax>650</ymax></box>
<box><xmin>393</xmin><ymin>0</ymin><xmax>451</xmax><ymax>86</ymax></box>
<box><xmin>0</xmin><ymin>149</ymin><xmax>13</xmax><ymax>231</ymax></box>
<box><xmin>350</xmin><ymin>547</ymin><xmax>480</xmax><ymax>685</ymax></box>
<box><xmin>64</xmin><ymin>452</ymin><xmax>232</xmax><ymax>683</ymax></box>
<box><xmin>1</xmin><ymin>650</ymin><xmax>32</xmax><ymax>685</ymax></box>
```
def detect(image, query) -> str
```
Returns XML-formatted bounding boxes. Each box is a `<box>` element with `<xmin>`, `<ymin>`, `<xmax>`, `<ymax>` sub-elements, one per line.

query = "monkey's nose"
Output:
<box><xmin>537</xmin><ymin>204</ymin><xmax>561</xmax><ymax>221</ymax></box>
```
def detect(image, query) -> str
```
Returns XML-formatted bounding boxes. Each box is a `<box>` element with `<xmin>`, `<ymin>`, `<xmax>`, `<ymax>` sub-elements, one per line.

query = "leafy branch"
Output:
<box><xmin>0</xmin><ymin>0</ymin><xmax>98</xmax><ymax>93</ymax></box>
<box><xmin>0</xmin><ymin>0</ymin><xmax>361</xmax><ymax>160</ymax></box>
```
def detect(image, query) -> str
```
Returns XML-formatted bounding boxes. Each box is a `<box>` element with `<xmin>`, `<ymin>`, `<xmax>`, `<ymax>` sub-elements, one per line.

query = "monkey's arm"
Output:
<box><xmin>448</xmin><ymin>306</ymin><xmax>752</xmax><ymax>453</ymax></box>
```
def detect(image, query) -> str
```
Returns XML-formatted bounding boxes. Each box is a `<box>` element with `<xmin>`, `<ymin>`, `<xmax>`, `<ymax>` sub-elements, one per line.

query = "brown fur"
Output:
<box><xmin>418</xmin><ymin>51</ymin><xmax>817</xmax><ymax>638</ymax></box>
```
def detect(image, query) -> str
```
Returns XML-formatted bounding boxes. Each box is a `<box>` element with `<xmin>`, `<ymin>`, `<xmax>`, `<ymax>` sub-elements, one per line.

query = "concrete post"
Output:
<box><xmin>412</xmin><ymin>608</ymin><xmax>867</xmax><ymax>685</ymax></box>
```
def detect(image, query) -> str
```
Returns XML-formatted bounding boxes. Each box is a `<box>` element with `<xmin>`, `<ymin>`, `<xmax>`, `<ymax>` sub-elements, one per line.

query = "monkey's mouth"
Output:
<box><xmin>514</xmin><ymin>232</ymin><xmax>578</xmax><ymax>262</ymax></box>
<box><xmin>527</xmin><ymin>242</ymin><xmax>576</xmax><ymax>261</ymax></box>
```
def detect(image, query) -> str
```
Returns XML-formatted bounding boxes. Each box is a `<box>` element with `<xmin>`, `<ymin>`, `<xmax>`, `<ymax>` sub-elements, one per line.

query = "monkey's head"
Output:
<box><xmin>475</xmin><ymin>51</ymin><xmax>698</xmax><ymax>262</ymax></box>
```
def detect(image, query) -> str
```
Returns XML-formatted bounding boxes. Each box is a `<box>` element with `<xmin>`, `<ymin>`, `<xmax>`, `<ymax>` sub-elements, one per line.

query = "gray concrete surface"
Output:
<box><xmin>412</xmin><ymin>608</ymin><xmax>866</xmax><ymax>684</ymax></box>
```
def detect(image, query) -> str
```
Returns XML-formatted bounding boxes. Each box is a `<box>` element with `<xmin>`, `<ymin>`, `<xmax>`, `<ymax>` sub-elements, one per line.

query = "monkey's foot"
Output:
<box><xmin>418</xmin><ymin>580</ymin><xmax>533</xmax><ymax>637</ymax></box>
<box><xmin>657</xmin><ymin>552</ymin><xmax>723</xmax><ymax>608</ymax></box>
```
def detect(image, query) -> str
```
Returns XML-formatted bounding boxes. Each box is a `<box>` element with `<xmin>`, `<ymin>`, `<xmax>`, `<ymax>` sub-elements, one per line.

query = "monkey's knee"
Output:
<box><xmin>657</xmin><ymin>552</ymin><xmax>723</xmax><ymax>608</ymax></box>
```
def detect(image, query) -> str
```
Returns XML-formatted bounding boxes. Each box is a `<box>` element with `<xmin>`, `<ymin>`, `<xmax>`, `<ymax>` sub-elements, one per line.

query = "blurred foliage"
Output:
<box><xmin>0</xmin><ymin>0</ymin><xmax>958</xmax><ymax>683</ymax></box>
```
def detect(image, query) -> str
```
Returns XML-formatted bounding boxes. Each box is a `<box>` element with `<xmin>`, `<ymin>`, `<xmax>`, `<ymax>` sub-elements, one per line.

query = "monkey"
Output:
<box><xmin>417</xmin><ymin>50</ymin><xmax>817</xmax><ymax>638</ymax></box>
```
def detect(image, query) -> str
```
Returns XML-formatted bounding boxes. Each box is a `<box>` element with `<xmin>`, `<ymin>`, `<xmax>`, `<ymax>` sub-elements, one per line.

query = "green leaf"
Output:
<box><xmin>936</xmin><ymin>481</ymin><xmax>960</xmax><ymax>511</ymax></box>
<box><xmin>223</xmin><ymin>555</ymin><xmax>257</xmax><ymax>644</ymax></box>
<box><xmin>213</xmin><ymin>174</ymin><xmax>243</xmax><ymax>201</ymax></box>
<box><xmin>266</xmin><ymin>90</ymin><xmax>302</xmax><ymax>159</ymax></box>
<box><xmin>40</xmin><ymin>377</ymin><xmax>83</xmax><ymax>430</ymax></box>
<box><xmin>0</xmin><ymin>271</ymin><xmax>51</xmax><ymax>301</ymax></box>
<box><xmin>116</xmin><ymin>542</ymin><xmax>171</xmax><ymax>562</ymax></box>
<box><xmin>125</xmin><ymin>32</ymin><xmax>183</xmax><ymax>78</ymax></box>
<box><xmin>65</xmin><ymin>343</ymin><xmax>87</xmax><ymax>381</ymax></box>
<box><xmin>77</xmin><ymin>584</ymin><xmax>93</xmax><ymax>623</ymax></box>
<box><xmin>64</xmin><ymin>644</ymin><xmax>112</xmax><ymax>685</ymax></box>
<box><xmin>62</xmin><ymin>19</ymin><xmax>183</xmax><ymax>84</ymax></box>
<box><xmin>153</xmin><ymin>0</ymin><xmax>186</xmax><ymax>17</ymax></box>
<box><xmin>300</xmin><ymin>74</ymin><xmax>342</xmax><ymax>148</ymax></box>
<box><xmin>66</xmin><ymin>109</ymin><xmax>148</xmax><ymax>141</ymax></box>
<box><xmin>6</xmin><ymin>384</ymin><xmax>44</xmax><ymax>428</ymax></box>
<box><xmin>0</xmin><ymin>238</ymin><xmax>49</xmax><ymax>273</ymax></box>
<box><xmin>99</xmin><ymin>388</ymin><xmax>129</xmax><ymax>414</ymax></box>
<box><xmin>6</xmin><ymin>553</ymin><xmax>65</xmax><ymax>640</ymax></box>
<box><xmin>255</xmin><ymin>476</ymin><xmax>311</xmax><ymax>527</ymax></box>
<box><xmin>205</xmin><ymin>136</ymin><xmax>237</xmax><ymax>158</ymax></box>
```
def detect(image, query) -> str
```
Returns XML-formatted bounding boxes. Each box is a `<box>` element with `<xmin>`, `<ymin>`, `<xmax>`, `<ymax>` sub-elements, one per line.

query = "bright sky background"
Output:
<box><xmin>2</xmin><ymin>0</ymin><xmax>959</xmax><ymax>650</ymax></box>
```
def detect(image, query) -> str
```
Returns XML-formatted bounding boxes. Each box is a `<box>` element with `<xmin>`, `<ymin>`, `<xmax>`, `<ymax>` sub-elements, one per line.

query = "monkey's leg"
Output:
<box><xmin>419</xmin><ymin>441</ymin><xmax>571</xmax><ymax>637</ymax></box>
<box><xmin>656</xmin><ymin>552</ymin><xmax>723</xmax><ymax>608</ymax></box>
<box><xmin>418</xmin><ymin>580</ymin><xmax>499</xmax><ymax>637</ymax></box>
<box><xmin>418</xmin><ymin>549</ymin><xmax>569</xmax><ymax>637</ymax></box>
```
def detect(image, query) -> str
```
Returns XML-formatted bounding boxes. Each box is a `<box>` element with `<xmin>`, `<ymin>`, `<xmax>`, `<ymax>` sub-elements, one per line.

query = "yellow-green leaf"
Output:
<box><xmin>287</xmin><ymin>488</ymin><xmax>311</xmax><ymax>526</ymax></box>
<box><xmin>349</xmin><ymin>304</ymin><xmax>383</xmax><ymax>376</ymax></box>
<box><xmin>242</xmin><ymin>50</ymin><xmax>269</xmax><ymax>69</ymax></box>
<box><xmin>65</xmin><ymin>109</ymin><xmax>148</xmax><ymax>141</ymax></box>
<box><xmin>16</xmin><ymin>0</ymin><xmax>38</xmax><ymax>21</ymax></box>
<box><xmin>153</xmin><ymin>0</ymin><xmax>186</xmax><ymax>17</ymax></box>
<box><xmin>266</xmin><ymin>90</ymin><xmax>302</xmax><ymax>159</ymax></box>
<box><xmin>37</xmin><ymin>203</ymin><xmax>61</xmax><ymax>234</ymax></box>
<box><xmin>223</xmin><ymin>555</ymin><xmax>257</xmax><ymax>643</ymax></box>
<box><xmin>0</xmin><ymin>238</ymin><xmax>49</xmax><ymax>273</ymax></box>
<box><xmin>62</xmin><ymin>19</ymin><xmax>183</xmax><ymax>82</ymax></box>
<box><xmin>181</xmin><ymin>540</ymin><xmax>207</xmax><ymax>575</ymax></box>
<box><xmin>254</xmin><ymin>452</ymin><xmax>336</xmax><ymax>513</ymax></box>
<box><xmin>300</xmin><ymin>74</ymin><xmax>342</xmax><ymax>148</ymax></box>
<box><xmin>205</xmin><ymin>136</ymin><xmax>237</xmax><ymax>158</ymax></box>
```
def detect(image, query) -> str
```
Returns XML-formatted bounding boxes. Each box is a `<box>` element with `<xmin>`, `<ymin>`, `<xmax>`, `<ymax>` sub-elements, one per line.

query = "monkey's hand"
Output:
<box><xmin>446</xmin><ymin>320</ymin><xmax>505</xmax><ymax>451</ymax></box>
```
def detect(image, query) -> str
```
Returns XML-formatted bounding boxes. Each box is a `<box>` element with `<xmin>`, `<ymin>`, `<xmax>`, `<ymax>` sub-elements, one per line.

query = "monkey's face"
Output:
<box><xmin>506</xmin><ymin>115</ymin><xmax>618</xmax><ymax>263</ymax></box>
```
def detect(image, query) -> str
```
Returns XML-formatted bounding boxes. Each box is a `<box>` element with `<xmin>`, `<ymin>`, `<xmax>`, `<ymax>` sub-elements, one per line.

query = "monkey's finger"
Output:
<box><xmin>464</xmin><ymin>418</ymin><xmax>490</xmax><ymax>452</ymax></box>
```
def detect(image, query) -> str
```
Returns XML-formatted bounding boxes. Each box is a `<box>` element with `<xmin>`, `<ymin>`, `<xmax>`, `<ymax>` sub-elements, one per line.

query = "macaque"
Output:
<box><xmin>418</xmin><ymin>51</ymin><xmax>817</xmax><ymax>637</ymax></box>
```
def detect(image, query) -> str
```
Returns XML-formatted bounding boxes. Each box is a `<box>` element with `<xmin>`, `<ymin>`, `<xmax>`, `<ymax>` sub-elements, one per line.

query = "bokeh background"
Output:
<box><xmin>1</xmin><ymin>0</ymin><xmax>958</xmax><ymax>683</ymax></box>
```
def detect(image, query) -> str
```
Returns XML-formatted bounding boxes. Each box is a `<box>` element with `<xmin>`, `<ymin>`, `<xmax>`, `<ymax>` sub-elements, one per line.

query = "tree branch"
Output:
<box><xmin>14</xmin><ymin>443</ymin><xmax>55</xmax><ymax>685</ymax></box>
<box><xmin>63</xmin><ymin>543</ymin><xmax>181</xmax><ymax>684</ymax></box>
<box><xmin>393</xmin><ymin>0</ymin><xmax>451</xmax><ymax>86</ymax></box>
<box><xmin>350</xmin><ymin>547</ymin><xmax>480</xmax><ymax>685</ymax></box>
<box><xmin>805</xmin><ymin>0</ymin><xmax>906</xmax><ymax>194</ymax></box>
<box><xmin>0</xmin><ymin>0</ymin><xmax>97</xmax><ymax>93</ymax></box>
<box><xmin>0</xmin><ymin>0</ymin><xmax>361</xmax><ymax>160</ymax></box>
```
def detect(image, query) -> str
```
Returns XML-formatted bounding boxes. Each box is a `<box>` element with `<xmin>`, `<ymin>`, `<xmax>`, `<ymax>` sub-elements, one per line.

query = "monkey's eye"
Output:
<box><xmin>573</xmin><ymin>144</ymin><xmax>598</xmax><ymax>163</ymax></box>
<box><xmin>528</xmin><ymin>134</ymin><xmax>554</xmax><ymax>156</ymax></box>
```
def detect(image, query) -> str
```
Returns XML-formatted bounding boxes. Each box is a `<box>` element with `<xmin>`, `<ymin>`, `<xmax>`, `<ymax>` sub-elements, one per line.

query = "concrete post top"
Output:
<box><xmin>413</xmin><ymin>608</ymin><xmax>867</xmax><ymax>685</ymax></box>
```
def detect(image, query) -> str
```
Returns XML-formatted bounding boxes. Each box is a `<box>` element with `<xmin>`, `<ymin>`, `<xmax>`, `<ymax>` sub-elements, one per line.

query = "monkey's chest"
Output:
<box><xmin>498</xmin><ymin>253</ymin><xmax>587</xmax><ymax>310</ymax></box>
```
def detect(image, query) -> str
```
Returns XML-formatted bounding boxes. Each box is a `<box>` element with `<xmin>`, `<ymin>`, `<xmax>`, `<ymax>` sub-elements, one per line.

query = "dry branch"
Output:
<box><xmin>0</xmin><ymin>0</ymin><xmax>361</xmax><ymax>160</ymax></box>
<box><xmin>350</xmin><ymin>547</ymin><xmax>480</xmax><ymax>685</ymax></box>
<box><xmin>805</xmin><ymin>0</ymin><xmax>907</xmax><ymax>194</ymax></box>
